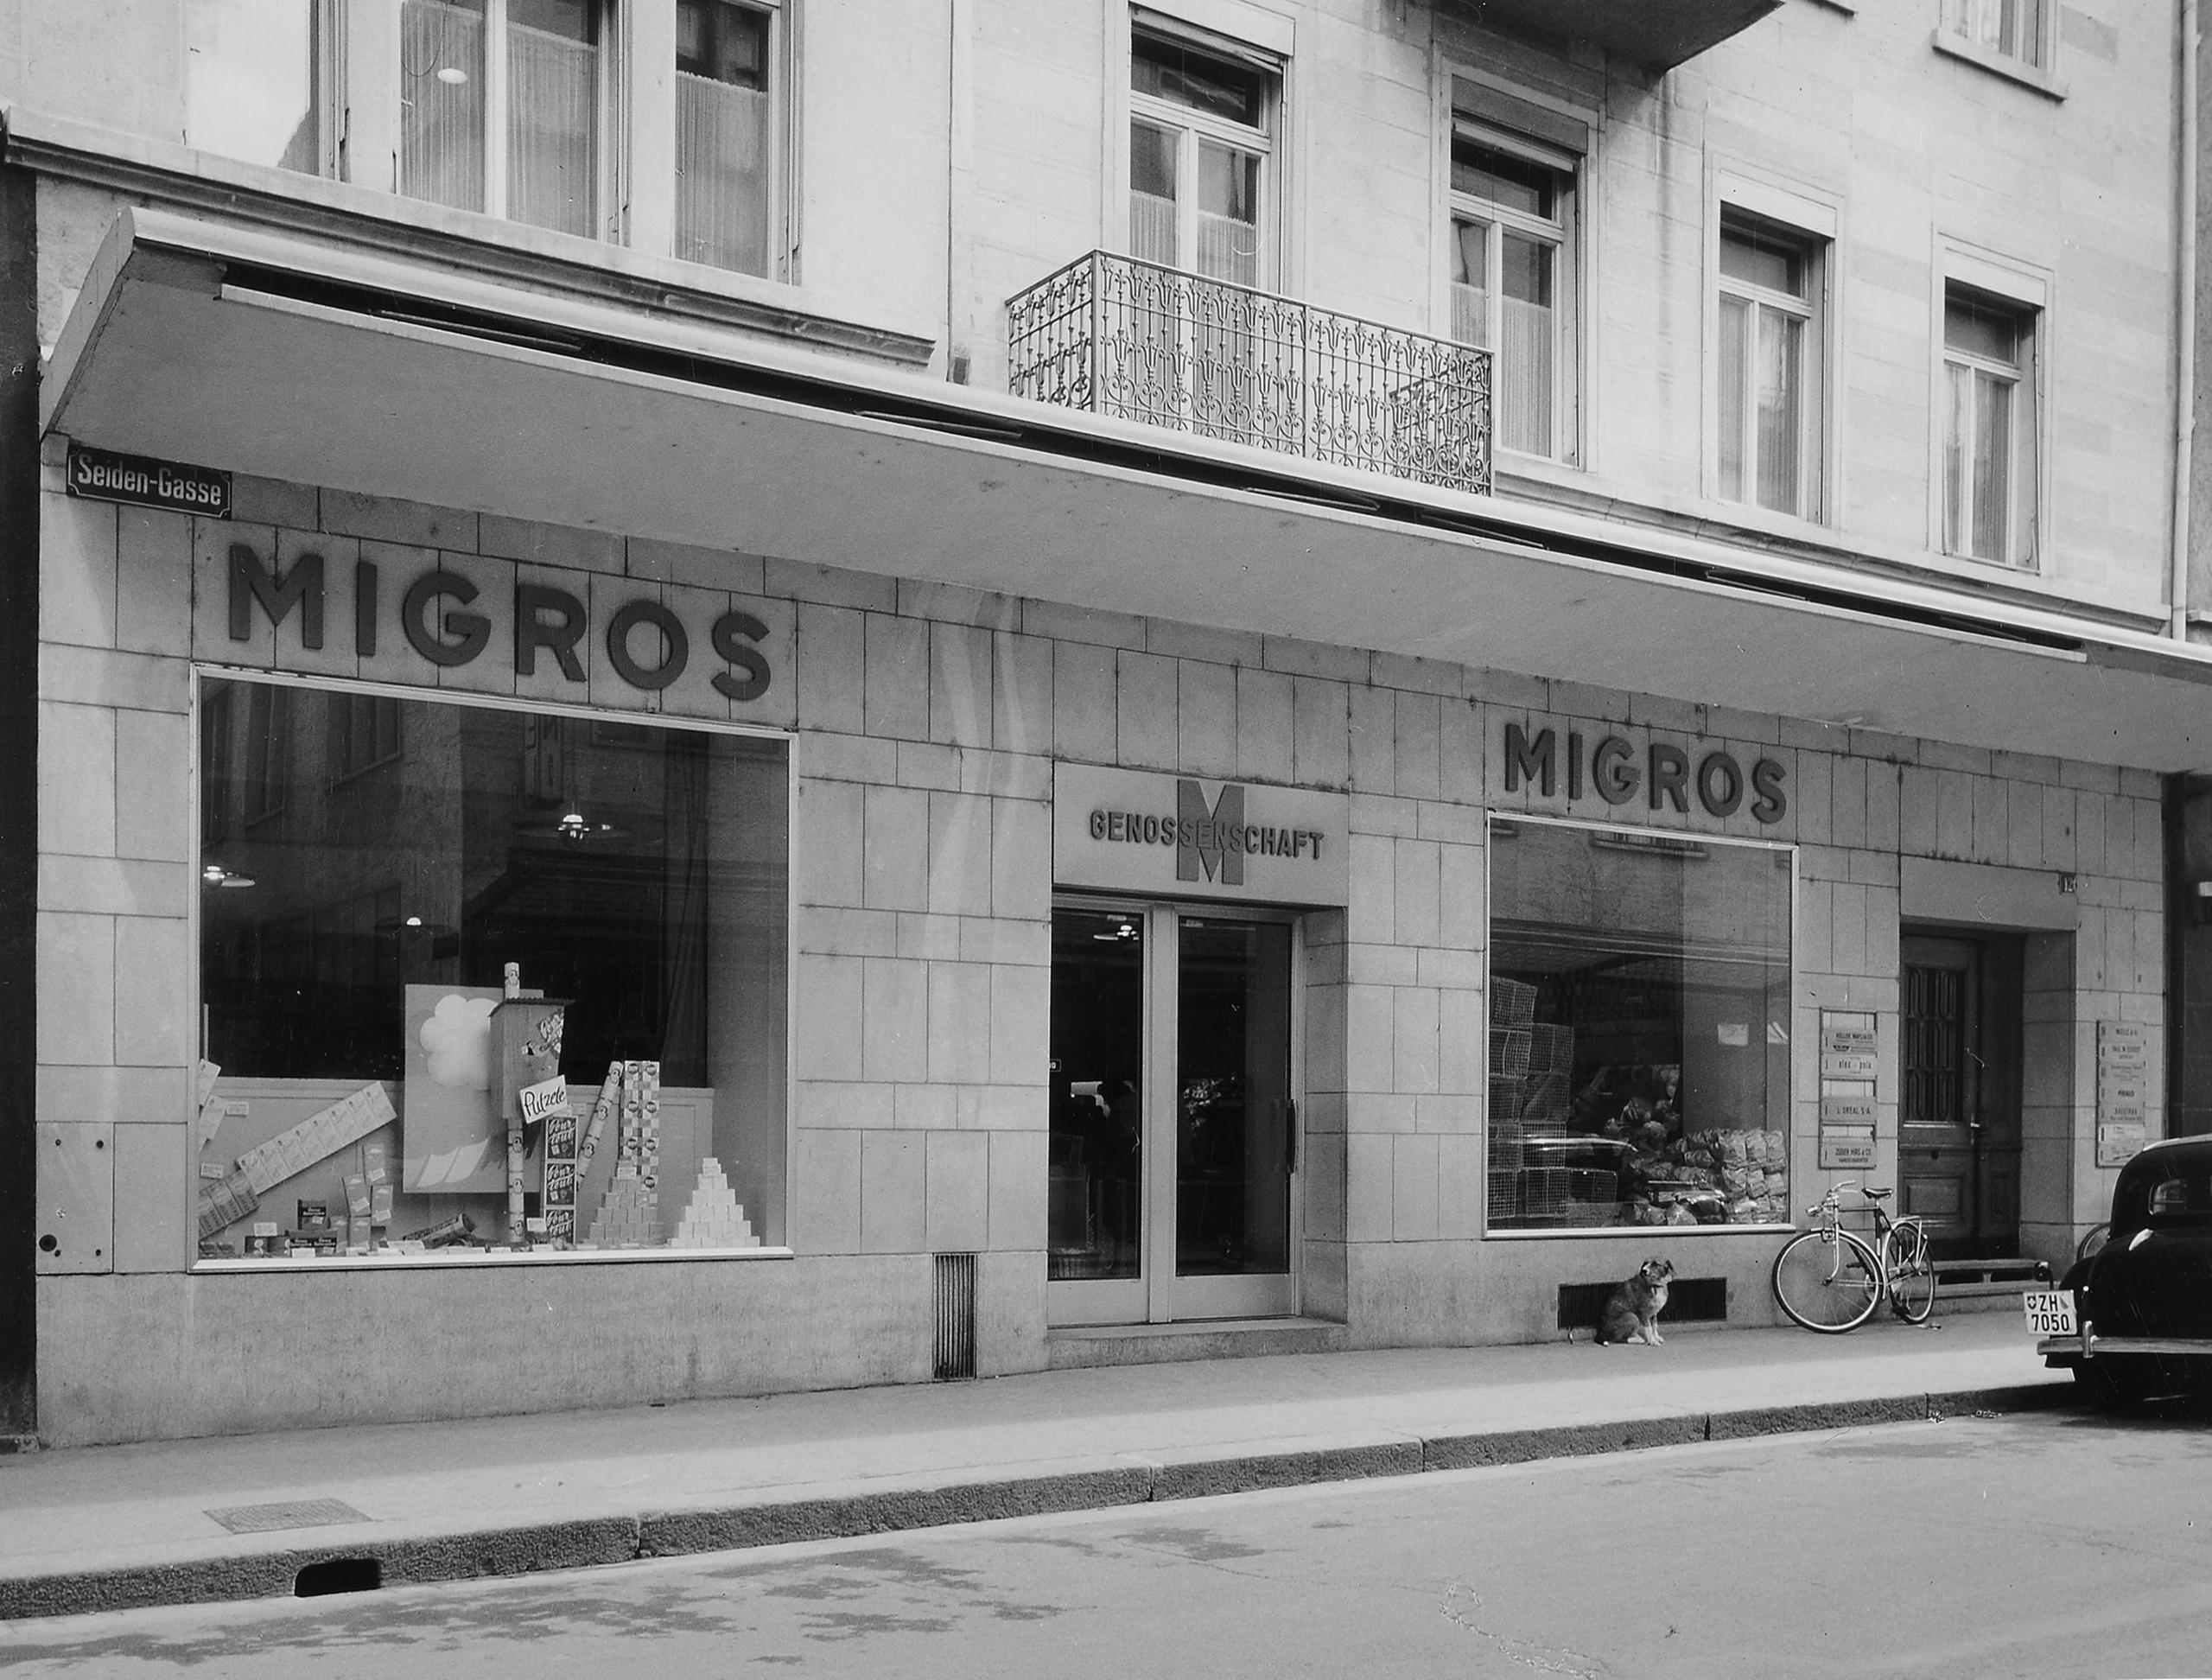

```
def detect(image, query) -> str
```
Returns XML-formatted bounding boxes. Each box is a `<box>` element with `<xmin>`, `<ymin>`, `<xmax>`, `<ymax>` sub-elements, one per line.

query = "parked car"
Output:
<box><xmin>2039</xmin><ymin>1136</ymin><xmax>2212</xmax><ymax>1407</ymax></box>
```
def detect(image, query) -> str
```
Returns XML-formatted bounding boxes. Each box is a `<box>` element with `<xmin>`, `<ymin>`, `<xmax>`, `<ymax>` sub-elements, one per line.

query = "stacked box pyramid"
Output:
<box><xmin>670</xmin><ymin>1157</ymin><xmax>760</xmax><ymax>1249</ymax></box>
<box><xmin>588</xmin><ymin>1164</ymin><xmax>658</xmax><ymax>1247</ymax></box>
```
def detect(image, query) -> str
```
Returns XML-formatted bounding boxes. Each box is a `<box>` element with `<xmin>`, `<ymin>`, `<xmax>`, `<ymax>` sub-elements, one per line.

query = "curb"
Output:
<box><xmin>0</xmin><ymin>1381</ymin><xmax>2070</xmax><ymax>1623</ymax></box>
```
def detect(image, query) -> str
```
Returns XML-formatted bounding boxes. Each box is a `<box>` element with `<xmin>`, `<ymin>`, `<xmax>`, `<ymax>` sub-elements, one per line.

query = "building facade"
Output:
<box><xmin>5</xmin><ymin>0</ymin><xmax>2207</xmax><ymax>1447</ymax></box>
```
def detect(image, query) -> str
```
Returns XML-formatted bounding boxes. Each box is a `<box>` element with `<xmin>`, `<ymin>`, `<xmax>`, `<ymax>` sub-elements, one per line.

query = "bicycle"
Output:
<box><xmin>1770</xmin><ymin>1181</ymin><xmax>1937</xmax><ymax>1333</ymax></box>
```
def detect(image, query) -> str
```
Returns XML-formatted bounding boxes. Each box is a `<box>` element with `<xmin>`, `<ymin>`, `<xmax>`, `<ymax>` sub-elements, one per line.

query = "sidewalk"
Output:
<box><xmin>0</xmin><ymin>1312</ymin><xmax>2067</xmax><ymax>1621</ymax></box>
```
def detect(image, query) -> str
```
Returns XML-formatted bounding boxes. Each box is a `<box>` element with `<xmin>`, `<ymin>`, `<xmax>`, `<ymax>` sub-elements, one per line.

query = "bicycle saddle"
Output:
<box><xmin>1862</xmin><ymin>1186</ymin><xmax>1893</xmax><ymax>1201</ymax></box>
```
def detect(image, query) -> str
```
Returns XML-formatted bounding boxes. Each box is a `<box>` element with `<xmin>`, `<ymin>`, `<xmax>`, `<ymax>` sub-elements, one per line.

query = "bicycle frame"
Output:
<box><xmin>1777</xmin><ymin>1180</ymin><xmax>1936</xmax><ymax>1332</ymax></box>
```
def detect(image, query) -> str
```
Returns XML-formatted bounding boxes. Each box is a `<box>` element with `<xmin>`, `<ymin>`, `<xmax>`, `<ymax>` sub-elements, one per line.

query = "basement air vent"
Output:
<box><xmin>934</xmin><ymin>1252</ymin><xmax>977</xmax><ymax>1380</ymax></box>
<box><xmin>1558</xmin><ymin>1276</ymin><xmax>1727</xmax><ymax>1332</ymax></box>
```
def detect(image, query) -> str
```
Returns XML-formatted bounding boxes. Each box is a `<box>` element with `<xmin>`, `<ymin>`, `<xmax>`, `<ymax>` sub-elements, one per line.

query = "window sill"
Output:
<box><xmin>192</xmin><ymin>1244</ymin><xmax>796</xmax><ymax>1274</ymax></box>
<box><xmin>1494</xmin><ymin>448</ymin><xmax>1588</xmax><ymax>492</ymax></box>
<box><xmin>1930</xmin><ymin>29</ymin><xmax>2067</xmax><ymax>100</ymax></box>
<box><xmin>2</xmin><ymin>103</ymin><xmax>938</xmax><ymax>368</ymax></box>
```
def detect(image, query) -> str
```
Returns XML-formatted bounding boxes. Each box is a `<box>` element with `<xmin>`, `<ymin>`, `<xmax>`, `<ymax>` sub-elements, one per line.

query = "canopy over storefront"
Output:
<box><xmin>44</xmin><ymin>207</ymin><xmax>2212</xmax><ymax>772</ymax></box>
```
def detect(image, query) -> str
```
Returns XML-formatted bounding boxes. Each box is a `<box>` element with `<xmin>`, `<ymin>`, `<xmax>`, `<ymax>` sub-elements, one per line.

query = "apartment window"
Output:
<box><xmin>1128</xmin><ymin>27</ymin><xmax>1277</xmax><ymax>286</ymax></box>
<box><xmin>1942</xmin><ymin>287</ymin><xmax>2038</xmax><ymax>567</ymax></box>
<box><xmin>1716</xmin><ymin>216</ymin><xmax>1824</xmax><ymax>519</ymax></box>
<box><xmin>202</xmin><ymin>684</ymin><xmax>238</xmax><ymax>846</ymax></box>
<box><xmin>329</xmin><ymin>694</ymin><xmax>404</xmax><ymax>784</ymax></box>
<box><xmin>243</xmin><ymin>683</ymin><xmax>293</xmax><ymax>827</ymax></box>
<box><xmin>184</xmin><ymin>0</ymin><xmax>335</xmax><ymax>174</ymax></box>
<box><xmin>1451</xmin><ymin>134</ymin><xmax>1578</xmax><ymax>461</ymax></box>
<box><xmin>1942</xmin><ymin>0</ymin><xmax>2047</xmax><ymax>68</ymax></box>
<box><xmin>675</xmin><ymin>0</ymin><xmax>780</xmax><ymax>277</ymax></box>
<box><xmin>400</xmin><ymin>0</ymin><xmax>613</xmax><ymax>240</ymax></box>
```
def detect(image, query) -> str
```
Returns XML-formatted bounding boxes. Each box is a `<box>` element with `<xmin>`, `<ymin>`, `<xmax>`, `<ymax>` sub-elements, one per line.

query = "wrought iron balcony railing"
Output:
<box><xmin>1007</xmin><ymin>251</ymin><xmax>1492</xmax><ymax>497</ymax></box>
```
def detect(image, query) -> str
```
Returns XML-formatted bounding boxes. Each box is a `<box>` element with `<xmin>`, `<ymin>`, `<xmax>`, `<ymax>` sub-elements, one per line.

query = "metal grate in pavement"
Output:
<box><xmin>204</xmin><ymin>1498</ymin><xmax>372</xmax><ymax>1536</ymax></box>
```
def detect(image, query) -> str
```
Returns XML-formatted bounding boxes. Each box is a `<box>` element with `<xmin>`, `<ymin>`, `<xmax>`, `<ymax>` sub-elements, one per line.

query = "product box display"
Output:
<box><xmin>401</xmin><ymin>983</ymin><xmax>507</xmax><ymax>1194</ymax></box>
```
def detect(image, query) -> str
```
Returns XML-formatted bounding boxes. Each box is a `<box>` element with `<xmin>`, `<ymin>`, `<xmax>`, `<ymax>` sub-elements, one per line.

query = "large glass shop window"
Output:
<box><xmin>194</xmin><ymin>678</ymin><xmax>790</xmax><ymax>1263</ymax></box>
<box><xmin>1486</xmin><ymin>818</ymin><xmax>1792</xmax><ymax>1232</ymax></box>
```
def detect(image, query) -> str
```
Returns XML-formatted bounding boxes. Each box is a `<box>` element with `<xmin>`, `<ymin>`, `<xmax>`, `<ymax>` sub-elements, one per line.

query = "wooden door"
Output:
<box><xmin>1900</xmin><ymin>933</ymin><xmax>2022</xmax><ymax>1258</ymax></box>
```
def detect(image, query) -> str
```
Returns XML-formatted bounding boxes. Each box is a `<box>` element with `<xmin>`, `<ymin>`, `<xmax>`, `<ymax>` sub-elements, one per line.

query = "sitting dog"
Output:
<box><xmin>1593</xmin><ymin>1258</ymin><xmax>1676</xmax><ymax>1346</ymax></box>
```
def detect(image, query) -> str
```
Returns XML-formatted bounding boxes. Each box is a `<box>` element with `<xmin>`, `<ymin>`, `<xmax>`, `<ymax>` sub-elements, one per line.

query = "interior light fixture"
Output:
<box><xmin>435</xmin><ymin>65</ymin><xmax>470</xmax><ymax>84</ymax></box>
<box><xmin>200</xmin><ymin>864</ymin><xmax>256</xmax><ymax>888</ymax></box>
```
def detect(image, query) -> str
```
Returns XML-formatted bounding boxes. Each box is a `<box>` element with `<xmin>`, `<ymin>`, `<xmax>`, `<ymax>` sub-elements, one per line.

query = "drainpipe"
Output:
<box><xmin>2172</xmin><ymin>0</ymin><xmax>2198</xmax><ymax>640</ymax></box>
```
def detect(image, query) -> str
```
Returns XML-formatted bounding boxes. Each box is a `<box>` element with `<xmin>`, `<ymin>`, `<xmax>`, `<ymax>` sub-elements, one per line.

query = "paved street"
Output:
<box><xmin>6</xmin><ymin>1406</ymin><xmax>2209</xmax><ymax>1679</ymax></box>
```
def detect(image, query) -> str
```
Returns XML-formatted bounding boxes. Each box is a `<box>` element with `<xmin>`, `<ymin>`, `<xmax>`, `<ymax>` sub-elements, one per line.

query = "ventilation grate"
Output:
<box><xmin>933</xmin><ymin>1252</ymin><xmax>977</xmax><ymax>1380</ymax></box>
<box><xmin>1558</xmin><ymin>1276</ymin><xmax>1727</xmax><ymax>1332</ymax></box>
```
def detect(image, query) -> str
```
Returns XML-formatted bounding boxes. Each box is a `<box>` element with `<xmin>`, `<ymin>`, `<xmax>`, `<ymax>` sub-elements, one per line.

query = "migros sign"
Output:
<box><xmin>1500</xmin><ymin>720</ymin><xmax>1788</xmax><ymax>825</ymax></box>
<box><xmin>223</xmin><ymin>543</ymin><xmax>775</xmax><ymax>701</ymax></box>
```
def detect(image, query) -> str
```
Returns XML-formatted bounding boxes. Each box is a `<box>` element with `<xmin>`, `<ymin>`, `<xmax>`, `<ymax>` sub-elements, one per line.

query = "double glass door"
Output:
<box><xmin>1048</xmin><ymin>902</ymin><xmax>1299</xmax><ymax>1325</ymax></box>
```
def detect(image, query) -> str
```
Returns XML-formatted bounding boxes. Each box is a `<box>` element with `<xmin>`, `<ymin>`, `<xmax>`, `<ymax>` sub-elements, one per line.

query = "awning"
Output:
<box><xmin>43</xmin><ymin>206</ymin><xmax>2212</xmax><ymax>773</ymax></box>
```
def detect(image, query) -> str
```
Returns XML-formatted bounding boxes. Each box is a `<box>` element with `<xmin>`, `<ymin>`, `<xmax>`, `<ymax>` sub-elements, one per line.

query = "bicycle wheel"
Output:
<box><xmin>1772</xmin><ymin>1228</ymin><xmax>1883</xmax><ymax>1333</ymax></box>
<box><xmin>1887</xmin><ymin>1227</ymin><xmax>1936</xmax><ymax>1324</ymax></box>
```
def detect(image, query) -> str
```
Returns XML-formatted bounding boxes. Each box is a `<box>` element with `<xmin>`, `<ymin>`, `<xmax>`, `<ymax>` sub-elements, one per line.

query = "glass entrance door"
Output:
<box><xmin>1048</xmin><ymin>903</ymin><xmax>1299</xmax><ymax>1326</ymax></box>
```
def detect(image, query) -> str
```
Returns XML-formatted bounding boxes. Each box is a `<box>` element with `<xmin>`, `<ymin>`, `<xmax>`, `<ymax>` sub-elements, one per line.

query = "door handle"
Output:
<box><xmin>1284</xmin><ymin>1098</ymin><xmax>1298</xmax><ymax>1174</ymax></box>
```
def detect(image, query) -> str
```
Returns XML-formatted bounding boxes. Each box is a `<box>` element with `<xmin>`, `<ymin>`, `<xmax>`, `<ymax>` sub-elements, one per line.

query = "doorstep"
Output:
<box><xmin>1046</xmin><ymin>1316</ymin><xmax>1350</xmax><ymax>1370</ymax></box>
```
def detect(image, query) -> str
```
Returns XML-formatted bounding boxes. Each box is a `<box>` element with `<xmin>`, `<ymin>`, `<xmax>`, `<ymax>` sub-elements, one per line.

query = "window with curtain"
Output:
<box><xmin>401</xmin><ymin>0</ymin><xmax>607</xmax><ymax>240</ymax></box>
<box><xmin>196</xmin><ymin>678</ymin><xmax>791</xmax><ymax>1263</ymax></box>
<box><xmin>1128</xmin><ymin>29</ymin><xmax>1274</xmax><ymax>287</ymax></box>
<box><xmin>1943</xmin><ymin>0</ymin><xmax>2046</xmax><ymax>67</ymax></box>
<box><xmin>1716</xmin><ymin>216</ymin><xmax>1823</xmax><ymax>520</ymax></box>
<box><xmin>1942</xmin><ymin>286</ymin><xmax>2038</xmax><ymax>568</ymax></box>
<box><xmin>675</xmin><ymin>0</ymin><xmax>780</xmax><ymax>277</ymax></box>
<box><xmin>183</xmin><ymin>0</ymin><xmax>331</xmax><ymax>174</ymax></box>
<box><xmin>1450</xmin><ymin>133</ymin><xmax>1577</xmax><ymax>461</ymax></box>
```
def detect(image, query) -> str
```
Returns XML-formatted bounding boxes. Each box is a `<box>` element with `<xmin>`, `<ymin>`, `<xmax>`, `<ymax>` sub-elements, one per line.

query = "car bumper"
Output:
<box><xmin>2038</xmin><ymin>1321</ymin><xmax>2212</xmax><ymax>1365</ymax></box>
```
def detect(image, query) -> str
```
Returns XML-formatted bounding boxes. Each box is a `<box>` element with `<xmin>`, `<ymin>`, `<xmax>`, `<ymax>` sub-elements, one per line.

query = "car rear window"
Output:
<box><xmin>2115</xmin><ymin>1161</ymin><xmax>2212</xmax><ymax>1229</ymax></box>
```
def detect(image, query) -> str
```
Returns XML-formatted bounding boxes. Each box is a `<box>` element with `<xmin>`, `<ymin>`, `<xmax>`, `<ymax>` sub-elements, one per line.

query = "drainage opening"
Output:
<box><xmin>933</xmin><ymin>1252</ymin><xmax>977</xmax><ymax>1380</ymax></box>
<box><xmin>295</xmin><ymin>1557</ymin><xmax>383</xmax><ymax>1597</ymax></box>
<box><xmin>1558</xmin><ymin>1276</ymin><xmax>1728</xmax><ymax>1331</ymax></box>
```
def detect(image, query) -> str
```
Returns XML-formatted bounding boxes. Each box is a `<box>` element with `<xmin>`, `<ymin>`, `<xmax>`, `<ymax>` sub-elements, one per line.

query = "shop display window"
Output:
<box><xmin>194</xmin><ymin>677</ymin><xmax>790</xmax><ymax>1264</ymax></box>
<box><xmin>1485</xmin><ymin>816</ymin><xmax>1792</xmax><ymax>1233</ymax></box>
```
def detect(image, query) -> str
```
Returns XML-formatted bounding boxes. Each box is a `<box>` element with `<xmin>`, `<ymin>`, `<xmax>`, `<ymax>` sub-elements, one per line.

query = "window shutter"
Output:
<box><xmin>1451</xmin><ymin>77</ymin><xmax>1588</xmax><ymax>156</ymax></box>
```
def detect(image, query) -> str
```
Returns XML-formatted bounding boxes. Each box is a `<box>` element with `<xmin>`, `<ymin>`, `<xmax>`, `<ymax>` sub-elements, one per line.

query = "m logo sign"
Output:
<box><xmin>1054</xmin><ymin>765</ymin><xmax>1350</xmax><ymax>907</ymax></box>
<box><xmin>1176</xmin><ymin>779</ymin><xmax>1245</xmax><ymax>886</ymax></box>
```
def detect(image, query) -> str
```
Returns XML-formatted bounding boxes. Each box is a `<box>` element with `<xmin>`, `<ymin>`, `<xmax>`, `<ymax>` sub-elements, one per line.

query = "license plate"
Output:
<box><xmin>2023</xmin><ymin>1289</ymin><xmax>2077</xmax><ymax>1339</ymax></box>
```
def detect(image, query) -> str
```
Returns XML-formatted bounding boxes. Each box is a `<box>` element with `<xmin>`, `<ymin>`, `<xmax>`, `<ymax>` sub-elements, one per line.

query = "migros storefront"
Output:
<box><xmin>27</xmin><ymin>206</ymin><xmax>2178</xmax><ymax>1445</ymax></box>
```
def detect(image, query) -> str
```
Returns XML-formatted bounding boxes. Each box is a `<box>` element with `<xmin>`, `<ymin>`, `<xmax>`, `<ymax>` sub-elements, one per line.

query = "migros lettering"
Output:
<box><xmin>226</xmin><ymin>543</ymin><xmax>773</xmax><ymax>703</ymax></box>
<box><xmin>1503</xmin><ymin>720</ymin><xmax>1787</xmax><ymax>824</ymax></box>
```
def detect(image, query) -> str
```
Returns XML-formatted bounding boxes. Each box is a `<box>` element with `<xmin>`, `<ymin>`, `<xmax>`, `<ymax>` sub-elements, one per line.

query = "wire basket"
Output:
<box><xmin>1525</xmin><ymin>1023</ymin><xmax>1574</xmax><ymax>1075</ymax></box>
<box><xmin>1566</xmin><ymin>1168</ymin><xmax>1618</xmax><ymax>1204</ymax></box>
<box><xmin>1517</xmin><ymin>1072</ymin><xmax>1572</xmax><ymax>1133</ymax></box>
<box><xmin>1489</xmin><ymin>1028</ymin><xmax>1531</xmax><ymax>1081</ymax></box>
<box><xmin>1487</xmin><ymin>1172</ymin><xmax>1519</xmax><ymax>1224</ymax></box>
<box><xmin>1490</xmin><ymin>977</ymin><xmax>1537</xmax><ymax>1028</ymax></box>
<box><xmin>1520</xmin><ymin>1167</ymin><xmax>1571</xmax><ymax>1223</ymax></box>
<box><xmin>1487</xmin><ymin>1077</ymin><xmax>1525</xmax><ymax>1123</ymax></box>
<box><xmin>1487</xmin><ymin>1122</ymin><xmax>1523</xmax><ymax>1170</ymax></box>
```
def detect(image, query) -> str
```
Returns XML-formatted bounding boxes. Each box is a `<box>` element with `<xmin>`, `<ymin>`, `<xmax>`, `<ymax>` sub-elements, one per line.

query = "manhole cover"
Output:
<box><xmin>205</xmin><ymin>1498</ymin><xmax>371</xmax><ymax>1536</ymax></box>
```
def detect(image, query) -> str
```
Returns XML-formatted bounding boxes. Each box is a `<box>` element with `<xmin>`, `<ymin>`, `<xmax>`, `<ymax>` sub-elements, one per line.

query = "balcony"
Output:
<box><xmin>1440</xmin><ymin>0</ymin><xmax>1783</xmax><ymax>72</ymax></box>
<box><xmin>1007</xmin><ymin>251</ymin><xmax>1491</xmax><ymax>498</ymax></box>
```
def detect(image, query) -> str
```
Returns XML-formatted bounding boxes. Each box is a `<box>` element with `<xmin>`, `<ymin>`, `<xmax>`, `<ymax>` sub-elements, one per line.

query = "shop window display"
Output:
<box><xmin>1486</xmin><ymin>817</ymin><xmax>1792</xmax><ymax>1231</ymax></box>
<box><xmin>194</xmin><ymin>677</ymin><xmax>789</xmax><ymax>1264</ymax></box>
